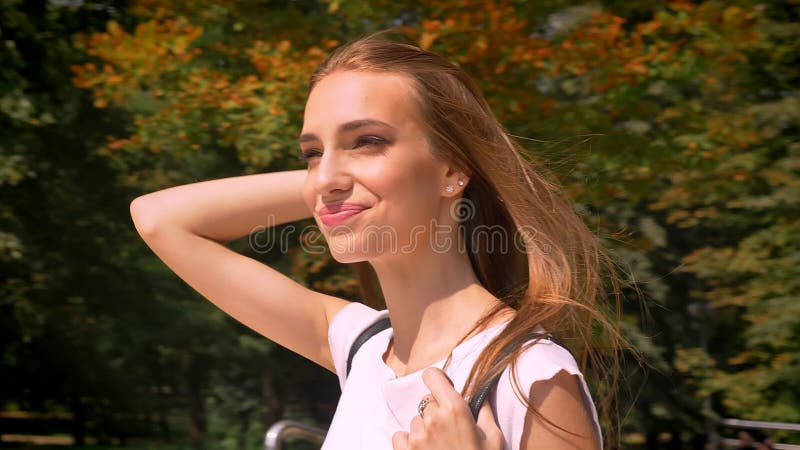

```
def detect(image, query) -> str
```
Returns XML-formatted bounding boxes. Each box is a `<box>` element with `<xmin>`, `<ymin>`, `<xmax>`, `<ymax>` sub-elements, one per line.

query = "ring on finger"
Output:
<box><xmin>418</xmin><ymin>395</ymin><xmax>433</xmax><ymax>418</ymax></box>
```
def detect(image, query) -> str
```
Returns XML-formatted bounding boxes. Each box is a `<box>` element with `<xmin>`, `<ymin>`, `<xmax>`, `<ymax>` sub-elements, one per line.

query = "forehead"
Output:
<box><xmin>302</xmin><ymin>71</ymin><xmax>420</xmax><ymax>135</ymax></box>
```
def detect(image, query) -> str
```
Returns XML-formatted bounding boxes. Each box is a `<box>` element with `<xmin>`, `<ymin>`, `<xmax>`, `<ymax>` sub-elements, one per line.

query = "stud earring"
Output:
<box><xmin>457</xmin><ymin>179</ymin><xmax>465</xmax><ymax>186</ymax></box>
<box><xmin>445</xmin><ymin>185</ymin><xmax>454</xmax><ymax>193</ymax></box>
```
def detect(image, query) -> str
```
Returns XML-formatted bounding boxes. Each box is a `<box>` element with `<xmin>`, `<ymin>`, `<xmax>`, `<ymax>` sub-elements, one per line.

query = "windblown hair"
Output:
<box><xmin>309</xmin><ymin>31</ymin><xmax>632</xmax><ymax>446</ymax></box>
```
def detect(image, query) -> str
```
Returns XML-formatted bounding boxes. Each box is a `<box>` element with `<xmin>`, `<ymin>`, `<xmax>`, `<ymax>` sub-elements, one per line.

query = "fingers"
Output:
<box><xmin>418</xmin><ymin>394</ymin><xmax>437</xmax><ymax>419</ymax></box>
<box><xmin>392</xmin><ymin>430</ymin><xmax>409</xmax><ymax>450</ymax></box>
<box><xmin>476</xmin><ymin>398</ymin><xmax>498</xmax><ymax>428</ymax></box>
<box><xmin>422</xmin><ymin>367</ymin><xmax>463</xmax><ymax>408</ymax></box>
<box><xmin>396</xmin><ymin>416</ymin><xmax>426</xmax><ymax>450</ymax></box>
<box><xmin>476</xmin><ymin>400</ymin><xmax>504</xmax><ymax>448</ymax></box>
<box><xmin>410</xmin><ymin>414</ymin><xmax>426</xmax><ymax>435</ymax></box>
<box><xmin>408</xmin><ymin>369</ymin><xmax>504</xmax><ymax>450</ymax></box>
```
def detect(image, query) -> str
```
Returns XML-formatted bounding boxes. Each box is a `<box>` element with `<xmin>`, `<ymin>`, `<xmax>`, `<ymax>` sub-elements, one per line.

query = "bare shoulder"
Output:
<box><xmin>495</xmin><ymin>341</ymin><xmax>601</xmax><ymax>449</ymax></box>
<box><xmin>519</xmin><ymin>369</ymin><xmax>600</xmax><ymax>450</ymax></box>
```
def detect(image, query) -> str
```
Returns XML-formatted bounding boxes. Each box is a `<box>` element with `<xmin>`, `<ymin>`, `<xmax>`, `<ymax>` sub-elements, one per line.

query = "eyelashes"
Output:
<box><xmin>353</xmin><ymin>135</ymin><xmax>389</xmax><ymax>148</ymax></box>
<box><xmin>298</xmin><ymin>149</ymin><xmax>321</xmax><ymax>162</ymax></box>
<box><xmin>299</xmin><ymin>135</ymin><xmax>390</xmax><ymax>162</ymax></box>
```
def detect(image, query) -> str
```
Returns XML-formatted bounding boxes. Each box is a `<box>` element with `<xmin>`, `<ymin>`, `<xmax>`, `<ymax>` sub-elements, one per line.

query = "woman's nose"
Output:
<box><xmin>313</xmin><ymin>150</ymin><xmax>352</xmax><ymax>195</ymax></box>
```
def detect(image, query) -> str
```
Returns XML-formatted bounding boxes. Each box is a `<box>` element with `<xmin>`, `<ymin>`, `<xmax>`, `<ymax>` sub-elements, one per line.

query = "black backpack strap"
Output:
<box><xmin>467</xmin><ymin>333</ymin><xmax>567</xmax><ymax>421</ymax></box>
<box><xmin>345</xmin><ymin>316</ymin><xmax>391</xmax><ymax>377</ymax></box>
<box><xmin>344</xmin><ymin>318</ymin><xmax>568</xmax><ymax>421</ymax></box>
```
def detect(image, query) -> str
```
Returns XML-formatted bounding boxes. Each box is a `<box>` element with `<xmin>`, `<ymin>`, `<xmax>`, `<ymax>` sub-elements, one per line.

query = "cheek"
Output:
<box><xmin>371</xmin><ymin>157</ymin><xmax>434</xmax><ymax>199</ymax></box>
<box><xmin>377</xmin><ymin>161</ymin><xmax>442</xmax><ymax>221</ymax></box>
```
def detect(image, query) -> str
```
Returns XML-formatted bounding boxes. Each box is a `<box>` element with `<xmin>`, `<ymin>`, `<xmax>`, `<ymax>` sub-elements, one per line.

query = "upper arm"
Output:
<box><xmin>519</xmin><ymin>370</ymin><xmax>600</xmax><ymax>450</ymax></box>
<box><xmin>131</xmin><ymin>201</ymin><xmax>351</xmax><ymax>373</ymax></box>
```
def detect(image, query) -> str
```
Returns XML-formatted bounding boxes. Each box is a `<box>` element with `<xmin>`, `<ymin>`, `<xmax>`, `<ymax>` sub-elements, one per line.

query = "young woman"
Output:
<box><xmin>131</xmin><ymin>34</ymin><xmax>624</xmax><ymax>450</ymax></box>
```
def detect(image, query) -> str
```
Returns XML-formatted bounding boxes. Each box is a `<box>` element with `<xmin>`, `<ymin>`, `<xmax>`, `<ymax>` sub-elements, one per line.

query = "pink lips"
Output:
<box><xmin>319</xmin><ymin>203</ymin><xmax>369</xmax><ymax>226</ymax></box>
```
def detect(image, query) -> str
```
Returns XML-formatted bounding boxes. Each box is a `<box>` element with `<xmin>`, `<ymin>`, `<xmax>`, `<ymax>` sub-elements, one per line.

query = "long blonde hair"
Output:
<box><xmin>310</xmin><ymin>31</ymin><xmax>632</xmax><ymax>445</ymax></box>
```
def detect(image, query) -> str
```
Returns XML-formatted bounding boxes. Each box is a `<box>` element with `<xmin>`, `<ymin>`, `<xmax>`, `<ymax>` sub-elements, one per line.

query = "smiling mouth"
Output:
<box><xmin>319</xmin><ymin>207</ymin><xmax>368</xmax><ymax>226</ymax></box>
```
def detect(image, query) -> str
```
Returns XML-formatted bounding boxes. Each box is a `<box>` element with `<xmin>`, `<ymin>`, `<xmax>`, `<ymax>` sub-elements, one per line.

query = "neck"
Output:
<box><xmin>369</xmin><ymin>245</ymin><xmax>512</xmax><ymax>373</ymax></box>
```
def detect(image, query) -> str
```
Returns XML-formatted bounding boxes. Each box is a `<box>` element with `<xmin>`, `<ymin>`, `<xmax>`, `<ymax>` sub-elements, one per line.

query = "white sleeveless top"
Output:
<box><xmin>321</xmin><ymin>302</ymin><xmax>602</xmax><ymax>450</ymax></box>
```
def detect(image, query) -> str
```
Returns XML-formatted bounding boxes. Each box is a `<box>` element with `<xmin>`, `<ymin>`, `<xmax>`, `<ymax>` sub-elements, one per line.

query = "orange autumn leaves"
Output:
<box><xmin>71</xmin><ymin>1</ymin><xmax>760</xmax><ymax>166</ymax></box>
<box><xmin>72</xmin><ymin>18</ymin><xmax>203</xmax><ymax>108</ymax></box>
<box><xmin>71</xmin><ymin>17</ymin><xmax>337</xmax><ymax>171</ymax></box>
<box><xmin>414</xmin><ymin>2</ymin><xmax>759</xmax><ymax>93</ymax></box>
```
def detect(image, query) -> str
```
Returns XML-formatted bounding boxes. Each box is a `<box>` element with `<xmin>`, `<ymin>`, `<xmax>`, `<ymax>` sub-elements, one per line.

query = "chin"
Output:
<box><xmin>325</xmin><ymin>233</ymin><xmax>373</xmax><ymax>264</ymax></box>
<box><xmin>328</xmin><ymin>246</ymin><xmax>375</xmax><ymax>265</ymax></box>
<box><xmin>329</xmin><ymin>252</ymin><xmax>370</xmax><ymax>265</ymax></box>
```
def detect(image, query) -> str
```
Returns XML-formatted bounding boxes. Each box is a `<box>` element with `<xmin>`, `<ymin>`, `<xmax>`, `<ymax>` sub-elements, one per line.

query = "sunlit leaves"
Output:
<box><xmin>72</xmin><ymin>18</ymin><xmax>203</xmax><ymax>108</ymax></box>
<box><xmin>64</xmin><ymin>0</ymin><xmax>800</xmax><ymax>434</ymax></box>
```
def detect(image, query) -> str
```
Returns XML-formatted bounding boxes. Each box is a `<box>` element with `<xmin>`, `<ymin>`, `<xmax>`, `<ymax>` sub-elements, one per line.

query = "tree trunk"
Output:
<box><xmin>158</xmin><ymin>406</ymin><xmax>172</xmax><ymax>443</ymax></box>
<box><xmin>183</xmin><ymin>353</ymin><xmax>206</xmax><ymax>449</ymax></box>
<box><xmin>262</xmin><ymin>374</ymin><xmax>283</xmax><ymax>429</ymax></box>
<box><xmin>70</xmin><ymin>395</ymin><xmax>86</xmax><ymax>446</ymax></box>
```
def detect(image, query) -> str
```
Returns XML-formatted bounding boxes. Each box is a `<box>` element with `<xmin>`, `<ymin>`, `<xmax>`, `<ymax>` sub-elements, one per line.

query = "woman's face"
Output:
<box><xmin>300</xmin><ymin>70</ymin><xmax>452</xmax><ymax>263</ymax></box>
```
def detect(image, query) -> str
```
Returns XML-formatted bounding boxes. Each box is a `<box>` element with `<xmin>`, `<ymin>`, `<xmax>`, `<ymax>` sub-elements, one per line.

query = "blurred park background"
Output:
<box><xmin>1</xmin><ymin>0</ymin><xmax>798</xmax><ymax>449</ymax></box>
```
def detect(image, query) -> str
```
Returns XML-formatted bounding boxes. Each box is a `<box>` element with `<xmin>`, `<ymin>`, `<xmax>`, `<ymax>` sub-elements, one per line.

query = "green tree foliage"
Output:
<box><xmin>2</xmin><ymin>0</ymin><xmax>797</xmax><ymax>448</ymax></box>
<box><xmin>1</xmin><ymin>2</ymin><xmax>339</xmax><ymax>448</ymax></box>
<box><xmin>1</xmin><ymin>0</ymin><xmax>150</xmax><ymax>443</ymax></box>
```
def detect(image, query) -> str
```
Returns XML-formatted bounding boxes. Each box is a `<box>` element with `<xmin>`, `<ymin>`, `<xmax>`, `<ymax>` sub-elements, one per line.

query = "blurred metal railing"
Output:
<box><xmin>718</xmin><ymin>418</ymin><xmax>800</xmax><ymax>450</ymax></box>
<box><xmin>264</xmin><ymin>419</ymin><xmax>326</xmax><ymax>450</ymax></box>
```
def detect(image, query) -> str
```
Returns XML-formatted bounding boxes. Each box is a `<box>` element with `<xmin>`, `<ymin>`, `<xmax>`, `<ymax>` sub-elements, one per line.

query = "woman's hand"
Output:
<box><xmin>392</xmin><ymin>368</ymin><xmax>504</xmax><ymax>450</ymax></box>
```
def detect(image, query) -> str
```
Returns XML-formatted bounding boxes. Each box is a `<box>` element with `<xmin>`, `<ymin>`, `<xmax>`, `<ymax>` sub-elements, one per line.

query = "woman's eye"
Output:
<box><xmin>353</xmin><ymin>136</ymin><xmax>388</xmax><ymax>148</ymax></box>
<box><xmin>299</xmin><ymin>149</ymin><xmax>322</xmax><ymax>162</ymax></box>
<box><xmin>299</xmin><ymin>137</ymin><xmax>387</xmax><ymax>163</ymax></box>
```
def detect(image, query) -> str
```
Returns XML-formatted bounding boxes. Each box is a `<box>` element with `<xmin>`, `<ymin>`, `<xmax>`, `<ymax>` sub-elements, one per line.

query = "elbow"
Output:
<box><xmin>130</xmin><ymin>194</ymin><xmax>164</xmax><ymax>240</ymax></box>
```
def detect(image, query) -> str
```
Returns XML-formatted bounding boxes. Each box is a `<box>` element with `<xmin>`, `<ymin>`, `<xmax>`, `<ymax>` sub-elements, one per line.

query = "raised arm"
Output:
<box><xmin>129</xmin><ymin>169</ymin><xmax>351</xmax><ymax>373</ymax></box>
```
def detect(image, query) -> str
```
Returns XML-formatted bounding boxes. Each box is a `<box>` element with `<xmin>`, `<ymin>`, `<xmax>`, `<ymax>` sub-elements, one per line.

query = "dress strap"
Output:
<box><xmin>467</xmin><ymin>333</ymin><xmax>567</xmax><ymax>421</ymax></box>
<box><xmin>345</xmin><ymin>316</ymin><xmax>391</xmax><ymax>377</ymax></box>
<box><xmin>345</xmin><ymin>317</ymin><xmax>570</xmax><ymax>422</ymax></box>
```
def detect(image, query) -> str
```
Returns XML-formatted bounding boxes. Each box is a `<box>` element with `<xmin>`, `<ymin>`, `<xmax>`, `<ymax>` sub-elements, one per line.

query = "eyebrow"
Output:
<box><xmin>298</xmin><ymin>119</ymin><xmax>396</xmax><ymax>144</ymax></box>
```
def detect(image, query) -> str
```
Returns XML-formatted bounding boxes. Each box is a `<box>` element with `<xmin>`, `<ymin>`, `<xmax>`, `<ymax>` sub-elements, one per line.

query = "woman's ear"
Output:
<box><xmin>442</xmin><ymin>173</ymin><xmax>469</xmax><ymax>196</ymax></box>
<box><xmin>440</xmin><ymin>162</ymin><xmax>471</xmax><ymax>196</ymax></box>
